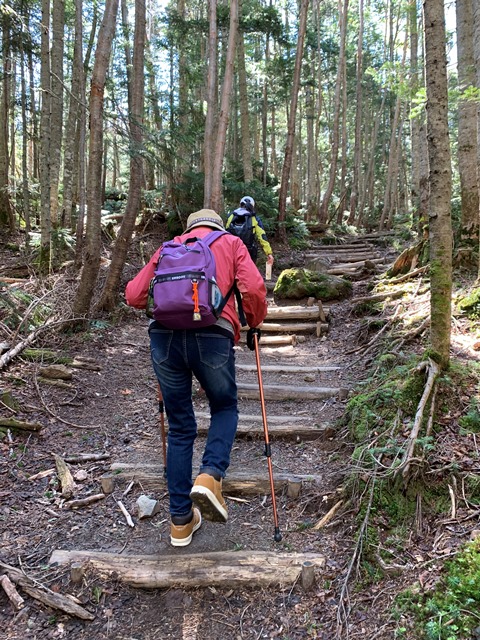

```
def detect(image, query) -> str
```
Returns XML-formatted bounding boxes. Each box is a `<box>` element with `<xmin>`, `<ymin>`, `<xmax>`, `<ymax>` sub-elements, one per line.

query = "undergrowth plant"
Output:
<box><xmin>342</xmin><ymin>354</ymin><xmax>480</xmax><ymax>583</ymax></box>
<box><xmin>394</xmin><ymin>537</ymin><xmax>480</xmax><ymax>639</ymax></box>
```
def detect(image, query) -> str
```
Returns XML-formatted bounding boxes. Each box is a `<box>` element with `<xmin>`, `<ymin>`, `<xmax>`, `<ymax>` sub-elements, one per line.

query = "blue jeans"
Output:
<box><xmin>149</xmin><ymin>324</ymin><xmax>238</xmax><ymax>517</ymax></box>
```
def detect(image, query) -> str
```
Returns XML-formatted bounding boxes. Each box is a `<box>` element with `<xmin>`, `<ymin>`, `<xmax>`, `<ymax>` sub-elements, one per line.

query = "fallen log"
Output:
<box><xmin>0</xmin><ymin>561</ymin><xmax>95</xmax><ymax>620</ymax></box>
<box><xmin>0</xmin><ymin>574</ymin><xmax>25</xmax><ymax>610</ymax></box>
<box><xmin>237</xmin><ymin>382</ymin><xmax>343</xmax><ymax>401</ymax></box>
<box><xmin>109</xmin><ymin>464</ymin><xmax>323</xmax><ymax>495</ymax></box>
<box><xmin>0</xmin><ymin>318</ymin><xmax>56</xmax><ymax>370</ymax></box>
<box><xmin>54</xmin><ymin>454</ymin><xmax>77</xmax><ymax>499</ymax></box>
<box><xmin>0</xmin><ymin>418</ymin><xmax>43</xmax><ymax>432</ymax></box>
<box><xmin>351</xmin><ymin>289</ymin><xmax>405</xmax><ymax>304</ymax></box>
<box><xmin>64</xmin><ymin>452</ymin><xmax>110</xmax><ymax>463</ymax></box>
<box><xmin>49</xmin><ymin>549</ymin><xmax>325</xmax><ymax>589</ymax></box>
<box><xmin>64</xmin><ymin>494</ymin><xmax>106</xmax><ymax>509</ymax></box>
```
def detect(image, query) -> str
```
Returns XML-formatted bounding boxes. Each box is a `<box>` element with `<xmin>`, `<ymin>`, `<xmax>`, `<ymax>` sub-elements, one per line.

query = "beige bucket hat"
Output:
<box><xmin>185</xmin><ymin>209</ymin><xmax>225</xmax><ymax>232</ymax></box>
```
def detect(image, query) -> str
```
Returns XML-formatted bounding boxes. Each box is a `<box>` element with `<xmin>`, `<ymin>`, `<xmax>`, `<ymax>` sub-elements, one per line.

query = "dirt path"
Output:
<box><xmin>1</xmin><ymin>239</ymin><xmax>397</xmax><ymax>639</ymax></box>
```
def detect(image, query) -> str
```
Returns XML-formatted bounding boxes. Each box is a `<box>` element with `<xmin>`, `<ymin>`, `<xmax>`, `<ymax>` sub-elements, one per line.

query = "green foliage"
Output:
<box><xmin>457</xmin><ymin>288</ymin><xmax>480</xmax><ymax>320</ymax></box>
<box><xmin>459</xmin><ymin>398</ymin><xmax>480</xmax><ymax>434</ymax></box>
<box><xmin>344</xmin><ymin>355</ymin><xmax>425</xmax><ymax>444</ymax></box>
<box><xmin>223</xmin><ymin>179</ymin><xmax>279</xmax><ymax>236</ymax></box>
<box><xmin>395</xmin><ymin>538</ymin><xmax>480</xmax><ymax>639</ymax></box>
<box><xmin>0</xmin><ymin>287</ymin><xmax>52</xmax><ymax>332</ymax></box>
<box><xmin>285</xmin><ymin>214</ymin><xmax>310</xmax><ymax>250</ymax></box>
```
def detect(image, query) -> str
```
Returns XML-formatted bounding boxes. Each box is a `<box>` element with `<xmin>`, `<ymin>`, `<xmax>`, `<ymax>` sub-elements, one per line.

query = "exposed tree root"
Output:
<box><xmin>396</xmin><ymin>358</ymin><xmax>440</xmax><ymax>483</ymax></box>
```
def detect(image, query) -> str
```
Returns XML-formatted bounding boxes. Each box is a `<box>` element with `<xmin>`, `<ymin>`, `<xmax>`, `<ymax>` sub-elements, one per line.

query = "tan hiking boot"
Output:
<box><xmin>190</xmin><ymin>473</ymin><xmax>228</xmax><ymax>522</ymax></box>
<box><xmin>170</xmin><ymin>508</ymin><xmax>202</xmax><ymax>547</ymax></box>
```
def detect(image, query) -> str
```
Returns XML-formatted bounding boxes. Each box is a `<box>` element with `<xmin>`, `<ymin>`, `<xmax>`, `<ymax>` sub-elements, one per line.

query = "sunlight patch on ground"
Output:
<box><xmin>182</xmin><ymin>611</ymin><xmax>201</xmax><ymax>640</ymax></box>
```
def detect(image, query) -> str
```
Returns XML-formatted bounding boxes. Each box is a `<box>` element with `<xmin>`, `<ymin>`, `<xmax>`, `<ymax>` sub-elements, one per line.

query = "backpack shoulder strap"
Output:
<box><xmin>202</xmin><ymin>230</ymin><xmax>227</xmax><ymax>247</ymax></box>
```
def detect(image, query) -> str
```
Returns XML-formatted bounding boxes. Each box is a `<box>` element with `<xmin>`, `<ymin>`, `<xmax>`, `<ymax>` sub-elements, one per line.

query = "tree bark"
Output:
<box><xmin>318</xmin><ymin>0</ymin><xmax>348</xmax><ymax>224</ymax></box>
<box><xmin>49</xmin><ymin>549</ymin><xmax>325</xmax><ymax>589</ymax></box>
<box><xmin>203</xmin><ymin>0</ymin><xmax>217</xmax><ymax>208</ymax></box>
<box><xmin>237</xmin><ymin>19</ymin><xmax>253</xmax><ymax>182</ymax></box>
<box><xmin>49</xmin><ymin>0</ymin><xmax>65</xmax><ymax>226</ymax></box>
<box><xmin>278</xmin><ymin>0</ymin><xmax>309</xmax><ymax>238</ymax></box>
<box><xmin>473</xmin><ymin>0</ymin><xmax>480</xmax><ymax>276</ymax></box>
<box><xmin>61</xmin><ymin>0</ymin><xmax>83</xmax><ymax>228</ymax></box>
<box><xmin>456</xmin><ymin>0</ymin><xmax>479</xmax><ymax>240</ymax></box>
<box><xmin>39</xmin><ymin>0</ymin><xmax>52</xmax><ymax>268</ymax></box>
<box><xmin>96</xmin><ymin>0</ymin><xmax>146</xmax><ymax>312</ymax></box>
<box><xmin>210</xmin><ymin>0</ymin><xmax>239</xmax><ymax>213</ymax></box>
<box><xmin>348</xmin><ymin>0</ymin><xmax>364</xmax><ymax>224</ymax></box>
<box><xmin>423</xmin><ymin>0</ymin><xmax>453</xmax><ymax>368</ymax></box>
<box><xmin>73</xmin><ymin>0</ymin><xmax>119</xmax><ymax>318</ymax></box>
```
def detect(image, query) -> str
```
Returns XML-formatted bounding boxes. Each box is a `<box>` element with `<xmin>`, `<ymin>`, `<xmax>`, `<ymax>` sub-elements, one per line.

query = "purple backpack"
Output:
<box><xmin>148</xmin><ymin>230</ymin><xmax>229</xmax><ymax>329</ymax></box>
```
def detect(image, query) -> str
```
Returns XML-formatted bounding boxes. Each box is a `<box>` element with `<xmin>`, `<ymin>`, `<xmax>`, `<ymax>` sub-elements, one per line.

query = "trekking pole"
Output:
<box><xmin>253</xmin><ymin>332</ymin><xmax>282</xmax><ymax>542</ymax></box>
<box><xmin>157</xmin><ymin>383</ymin><xmax>167</xmax><ymax>479</ymax></box>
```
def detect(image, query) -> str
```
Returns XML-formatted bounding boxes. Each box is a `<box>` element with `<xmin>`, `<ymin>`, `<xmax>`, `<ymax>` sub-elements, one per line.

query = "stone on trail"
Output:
<box><xmin>136</xmin><ymin>495</ymin><xmax>160</xmax><ymax>519</ymax></box>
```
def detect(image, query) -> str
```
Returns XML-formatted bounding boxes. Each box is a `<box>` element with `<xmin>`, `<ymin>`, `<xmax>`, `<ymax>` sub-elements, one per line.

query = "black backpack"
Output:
<box><xmin>228</xmin><ymin>212</ymin><xmax>256</xmax><ymax>254</ymax></box>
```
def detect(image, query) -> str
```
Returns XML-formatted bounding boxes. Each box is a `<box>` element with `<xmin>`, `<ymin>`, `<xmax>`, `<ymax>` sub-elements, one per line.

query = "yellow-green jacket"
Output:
<box><xmin>226</xmin><ymin>209</ymin><xmax>273</xmax><ymax>258</ymax></box>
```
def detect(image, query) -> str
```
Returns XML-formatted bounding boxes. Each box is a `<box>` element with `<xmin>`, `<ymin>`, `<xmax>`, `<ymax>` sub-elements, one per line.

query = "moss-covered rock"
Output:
<box><xmin>457</xmin><ymin>287</ymin><xmax>480</xmax><ymax>319</ymax></box>
<box><xmin>274</xmin><ymin>268</ymin><xmax>352</xmax><ymax>301</ymax></box>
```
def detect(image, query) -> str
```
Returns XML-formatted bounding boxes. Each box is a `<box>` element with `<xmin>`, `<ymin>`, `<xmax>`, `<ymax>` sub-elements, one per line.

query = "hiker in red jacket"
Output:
<box><xmin>125</xmin><ymin>209</ymin><xmax>267</xmax><ymax>547</ymax></box>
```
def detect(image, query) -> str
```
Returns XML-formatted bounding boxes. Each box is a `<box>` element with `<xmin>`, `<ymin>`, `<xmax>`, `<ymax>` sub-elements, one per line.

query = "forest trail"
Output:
<box><xmin>1</xmin><ymin>236</ymin><xmax>400</xmax><ymax>639</ymax></box>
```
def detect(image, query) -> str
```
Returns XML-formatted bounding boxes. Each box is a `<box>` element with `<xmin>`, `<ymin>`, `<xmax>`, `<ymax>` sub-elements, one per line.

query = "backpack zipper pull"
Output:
<box><xmin>192</xmin><ymin>280</ymin><xmax>201</xmax><ymax>321</ymax></box>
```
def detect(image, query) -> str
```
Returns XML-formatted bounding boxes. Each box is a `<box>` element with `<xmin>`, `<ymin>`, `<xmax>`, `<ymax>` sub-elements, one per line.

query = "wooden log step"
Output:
<box><xmin>235</xmin><ymin>363</ymin><xmax>342</xmax><ymax>373</ymax></box>
<box><xmin>49</xmin><ymin>549</ymin><xmax>325</xmax><ymax>589</ymax></box>
<box><xmin>194</xmin><ymin>411</ymin><xmax>333</xmax><ymax>440</ymax></box>
<box><xmin>109</xmin><ymin>464</ymin><xmax>324</xmax><ymax>495</ymax></box>
<box><xmin>239</xmin><ymin>335</ymin><xmax>302</xmax><ymax>347</ymax></box>
<box><xmin>266</xmin><ymin>305</ymin><xmax>330</xmax><ymax>320</ymax></box>
<box><xmin>241</xmin><ymin>321</ymin><xmax>329</xmax><ymax>335</ymax></box>
<box><xmin>306</xmin><ymin>251</ymin><xmax>379</xmax><ymax>258</ymax></box>
<box><xmin>271</xmin><ymin>302</ymin><xmax>328</xmax><ymax>323</ymax></box>
<box><xmin>237</xmin><ymin>382</ymin><xmax>344</xmax><ymax>401</ymax></box>
<box><xmin>307</xmin><ymin>243</ymin><xmax>374</xmax><ymax>251</ymax></box>
<box><xmin>332</xmin><ymin>258</ymin><xmax>385</xmax><ymax>269</ymax></box>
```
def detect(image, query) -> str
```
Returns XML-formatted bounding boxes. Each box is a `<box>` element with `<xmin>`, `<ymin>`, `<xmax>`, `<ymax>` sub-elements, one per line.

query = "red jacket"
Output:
<box><xmin>125</xmin><ymin>226</ymin><xmax>267</xmax><ymax>343</ymax></box>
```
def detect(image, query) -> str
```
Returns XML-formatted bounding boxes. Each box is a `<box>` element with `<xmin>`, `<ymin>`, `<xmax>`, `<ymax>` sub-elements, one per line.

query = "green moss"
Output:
<box><xmin>274</xmin><ymin>268</ymin><xmax>352</xmax><ymax>301</ymax></box>
<box><xmin>394</xmin><ymin>538</ymin><xmax>480</xmax><ymax>639</ymax></box>
<box><xmin>22</xmin><ymin>349</ymin><xmax>72</xmax><ymax>364</ymax></box>
<box><xmin>457</xmin><ymin>287</ymin><xmax>480</xmax><ymax>319</ymax></box>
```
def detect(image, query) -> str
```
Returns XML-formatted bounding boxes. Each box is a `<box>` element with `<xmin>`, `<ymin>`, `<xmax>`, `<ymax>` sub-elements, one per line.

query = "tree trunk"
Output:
<box><xmin>210</xmin><ymin>0</ymin><xmax>239</xmax><ymax>213</ymax></box>
<box><xmin>19</xmin><ymin>37</ymin><xmax>30</xmax><ymax>234</ymax></box>
<box><xmin>203</xmin><ymin>0</ymin><xmax>217</xmax><ymax>208</ymax></box>
<box><xmin>410</xmin><ymin>0</ymin><xmax>421</xmax><ymax>225</ymax></box>
<box><xmin>423</xmin><ymin>0</ymin><xmax>453</xmax><ymax>368</ymax></box>
<box><xmin>237</xmin><ymin>23</ymin><xmax>253</xmax><ymax>182</ymax></box>
<box><xmin>318</xmin><ymin>0</ymin><xmax>348</xmax><ymax>224</ymax></box>
<box><xmin>348</xmin><ymin>0</ymin><xmax>364</xmax><ymax>224</ymax></box>
<box><xmin>61</xmin><ymin>0</ymin><xmax>83</xmax><ymax>228</ymax></box>
<box><xmin>49</xmin><ymin>0</ymin><xmax>65</xmax><ymax>227</ymax></box>
<box><xmin>379</xmin><ymin>35</ymin><xmax>408</xmax><ymax>230</ymax></box>
<box><xmin>39</xmin><ymin>0</ymin><xmax>52</xmax><ymax>269</ymax></box>
<box><xmin>456</xmin><ymin>0</ymin><xmax>479</xmax><ymax>240</ymax></box>
<box><xmin>474</xmin><ymin>0</ymin><xmax>480</xmax><ymax>277</ymax></box>
<box><xmin>0</xmin><ymin>15</ymin><xmax>14</xmax><ymax>231</ymax></box>
<box><xmin>278</xmin><ymin>0</ymin><xmax>309</xmax><ymax>239</ymax></box>
<box><xmin>96</xmin><ymin>0</ymin><xmax>146</xmax><ymax>312</ymax></box>
<box><xmin>73</xmin><ymin>0</ymin><xmax>119</xmax><ymax>318</ymax></box>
